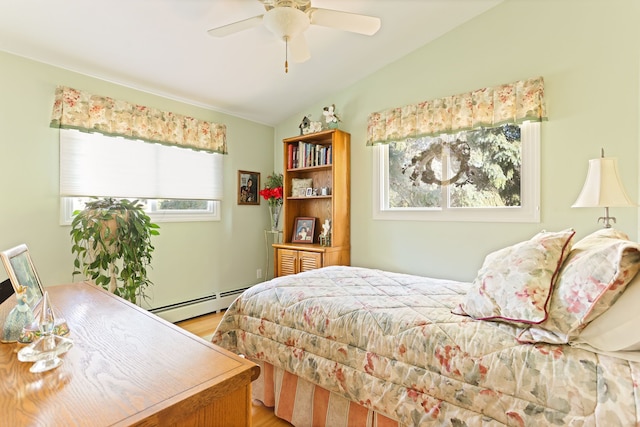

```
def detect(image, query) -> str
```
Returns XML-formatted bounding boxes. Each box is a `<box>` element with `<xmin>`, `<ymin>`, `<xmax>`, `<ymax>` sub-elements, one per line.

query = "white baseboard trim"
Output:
<box><xmin>151</xmin><ymin>287</ymin><xmax>250</xmax><ymax>323</ymax></box>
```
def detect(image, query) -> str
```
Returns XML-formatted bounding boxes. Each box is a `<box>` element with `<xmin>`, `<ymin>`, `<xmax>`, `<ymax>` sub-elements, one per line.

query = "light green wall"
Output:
<box><xmin>3</xmin><ymin>0</ymin><xmax>639</xmax><ymax>297</ymax></box>
<box><xmin>275</xmin><ymin>0</ymin><xmax>640</xmax><ymax>281</ymax></box>
<box><xmin>0</xmin><ymin>51</ymin><xmax>275</xmax><ymax>307</ymax></box>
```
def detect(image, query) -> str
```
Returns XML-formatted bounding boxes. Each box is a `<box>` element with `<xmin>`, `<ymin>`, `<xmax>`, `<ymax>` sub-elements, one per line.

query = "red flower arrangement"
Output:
<box><xmin>259</xmin><ymin>173</ymin><xmax>283</xmax><ymax>208</ymax></box>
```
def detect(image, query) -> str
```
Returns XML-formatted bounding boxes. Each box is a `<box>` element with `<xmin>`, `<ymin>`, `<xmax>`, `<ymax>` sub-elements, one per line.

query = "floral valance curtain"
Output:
<box><xmin>366</xmin><ymin>76</ymin><xmax>547</xmax><ymax>145</ymax></box>
<box><xmin>50</xmin><ymin>86</ymin><xmax>227</xmax><ymax>154</ymax></box>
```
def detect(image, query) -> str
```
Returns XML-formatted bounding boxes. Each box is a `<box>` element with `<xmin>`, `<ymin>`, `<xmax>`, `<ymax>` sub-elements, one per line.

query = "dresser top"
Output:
<box><xmin>0</xmin><ymin>282</ymin><xmax>259</xmax><ymax>426</ymax></box>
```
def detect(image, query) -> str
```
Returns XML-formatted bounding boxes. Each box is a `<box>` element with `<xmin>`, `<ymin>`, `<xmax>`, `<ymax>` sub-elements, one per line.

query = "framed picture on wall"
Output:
<box><xmin>238</xmin><ymin>170</ymin><xmax>260</xmax><ymax>205</ymax></box>
<box><xmin>292</xmin><ymin>217</ymin><xmax>315</xmax><ymax>244</ymax></box>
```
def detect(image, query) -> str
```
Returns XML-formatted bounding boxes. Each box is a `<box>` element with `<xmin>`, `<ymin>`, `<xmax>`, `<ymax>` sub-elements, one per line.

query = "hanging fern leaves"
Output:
<box><xmin>69</xmin><ymin>198</ymin><xmax>160</xmax><ymax>305</ymax></box>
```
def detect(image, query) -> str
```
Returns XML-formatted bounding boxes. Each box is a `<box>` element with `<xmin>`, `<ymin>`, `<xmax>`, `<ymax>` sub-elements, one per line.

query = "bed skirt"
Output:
<box><xmin>252</xmin><ymin>359</ymin><xmax>400</xmax><ymax>427</ymax></box>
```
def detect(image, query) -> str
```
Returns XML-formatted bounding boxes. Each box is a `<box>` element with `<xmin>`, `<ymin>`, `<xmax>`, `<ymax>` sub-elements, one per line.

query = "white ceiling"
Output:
<box><xmin>0</xmin><ymin>0</ymin><xmax>502</xmax><ymax>126</ymax></box>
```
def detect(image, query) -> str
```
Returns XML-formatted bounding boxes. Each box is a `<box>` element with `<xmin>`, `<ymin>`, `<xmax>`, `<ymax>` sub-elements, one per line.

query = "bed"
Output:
<box><xmin>212</xmin><ymin>228</ymin><xmax>640</xmax><ymax>426</ymax></box>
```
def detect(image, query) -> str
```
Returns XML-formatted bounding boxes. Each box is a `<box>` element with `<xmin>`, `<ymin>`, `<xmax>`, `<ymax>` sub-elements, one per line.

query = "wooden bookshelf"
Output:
<box><xmin>273</xmin><ymin>129</ymin><xmax>350</xmax><ymax>277</ymax></box>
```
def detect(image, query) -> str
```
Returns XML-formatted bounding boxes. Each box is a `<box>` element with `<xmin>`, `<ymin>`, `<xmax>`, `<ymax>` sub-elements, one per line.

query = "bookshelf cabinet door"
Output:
<box><xmin>275</xmin><ymin>248</ymin><xmax>323</xmax><ymax>276</ymax></box>
<box><xmin>276</xmin><ymin>248</ymin><xmax>298</xmax><ymax>277</ymax></box>
<box><xmin>298</xmin><ymin>251</ymin><xmax>322</xmax><ymax>272</ymax></box>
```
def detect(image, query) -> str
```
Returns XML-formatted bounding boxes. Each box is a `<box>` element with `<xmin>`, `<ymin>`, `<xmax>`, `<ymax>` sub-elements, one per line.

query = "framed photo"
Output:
<box><xmin>291</xmin><ymin>178</ymin><xmax>312</xmax><ymax>198</ymax></box>
<box><xmin>305</xmin><ymin>188</ymin><xmax>313</xmax><ymax>197</ymax></box>
<box><xmin>238</xmin><ymin>170</ymin><xmax>260</xmax><ymax>205</ymax></box>
<box><xmin>292</xmin><ymin>217</ymin><xmax>315</xmax><ymax>244</ymax></box>
<box><xmin>0</xmin><ymin>244</ymin><xmax>44</xmax><ymax>311</ymax></box>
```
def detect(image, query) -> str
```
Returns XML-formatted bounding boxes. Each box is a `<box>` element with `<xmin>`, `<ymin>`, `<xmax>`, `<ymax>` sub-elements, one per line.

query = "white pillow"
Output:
<box><xmin>575</xmin><ymin>272</ymin><xmax>640</xmax><ymax>352</ymax></box>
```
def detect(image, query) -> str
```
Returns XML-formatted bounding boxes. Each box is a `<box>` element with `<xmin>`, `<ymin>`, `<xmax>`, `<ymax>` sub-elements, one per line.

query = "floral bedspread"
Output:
<box><xmin>212</xmin><ymin>266</ymin><xmax>640</xmax><ymax>426</ymax></box>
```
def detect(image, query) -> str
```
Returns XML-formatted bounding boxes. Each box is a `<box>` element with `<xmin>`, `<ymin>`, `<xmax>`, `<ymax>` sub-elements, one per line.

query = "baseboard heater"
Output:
<box><xmin>151</xmin><ymin>287</ymin><xmax>250</xmax><ymax>323</ymax></box>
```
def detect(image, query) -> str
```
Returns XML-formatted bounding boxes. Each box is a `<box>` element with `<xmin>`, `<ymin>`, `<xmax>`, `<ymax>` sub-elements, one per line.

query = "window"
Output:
<box><xmin>60</xmin><ymin>197</ymin><xmax>219</xmax><ymax>225</ymax></box>
<box><xmin>59</xmin><ymin>129</ymin><xmax>222</xmax><ymax>224</ymax></box>
<box><xmin>373</xmin><ymin>122</ymin><xmax>540</xmax><ymax>222</ymax></box>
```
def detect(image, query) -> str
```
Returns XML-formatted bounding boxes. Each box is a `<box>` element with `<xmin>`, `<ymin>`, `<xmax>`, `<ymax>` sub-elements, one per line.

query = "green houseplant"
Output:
<box><xmin>70</xmin><ymin>198</ymin><xmax>160</xmax><ymax>305</ymax></box>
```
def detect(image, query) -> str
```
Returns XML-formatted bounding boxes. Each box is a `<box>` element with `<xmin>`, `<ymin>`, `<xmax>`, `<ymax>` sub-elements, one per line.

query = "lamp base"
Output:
<box><xmin>597</xmin><ymin>207</ymin><xmax>616</xmax><ymax>228</ymax></box>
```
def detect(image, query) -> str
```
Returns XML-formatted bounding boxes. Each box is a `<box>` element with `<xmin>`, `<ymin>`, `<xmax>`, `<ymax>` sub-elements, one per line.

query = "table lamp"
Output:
<box><xmin>572</xmin><ymin>149</ymin><xmax>635</xmax><ymax>228</ymax></box>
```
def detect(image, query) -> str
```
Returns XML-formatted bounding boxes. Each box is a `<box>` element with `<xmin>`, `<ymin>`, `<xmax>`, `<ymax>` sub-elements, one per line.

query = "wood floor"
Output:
<box><xmin>175</xmin><ymin>312</ymin><xmax>292</xmax><ymax>427</ymax></box>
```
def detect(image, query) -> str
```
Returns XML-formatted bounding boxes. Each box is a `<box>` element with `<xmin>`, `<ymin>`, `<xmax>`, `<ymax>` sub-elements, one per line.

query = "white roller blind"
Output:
<box><xmin>60</xmin><ymin>129</ymin><xmax>223</xmax><ymax>200</ymax></box>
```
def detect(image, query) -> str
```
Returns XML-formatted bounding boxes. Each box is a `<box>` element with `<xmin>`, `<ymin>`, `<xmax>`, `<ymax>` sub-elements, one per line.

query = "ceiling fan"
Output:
<box><xmin>207</xmin><ymin>0</ymin><xmax>381</xmax><ymax>72</ymax></box>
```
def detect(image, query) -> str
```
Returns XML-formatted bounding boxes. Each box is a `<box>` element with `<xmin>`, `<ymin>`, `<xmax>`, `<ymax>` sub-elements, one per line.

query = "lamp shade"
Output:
<box><xmin>572</xmin><ymin>157</ymin><xmax>635</xmax><ymax>208</ymax></box>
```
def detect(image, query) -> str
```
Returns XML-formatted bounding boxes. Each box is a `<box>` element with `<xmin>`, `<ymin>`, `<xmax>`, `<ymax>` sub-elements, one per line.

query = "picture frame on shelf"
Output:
<box><xmin>237</xmin><ymin>170</ymin><xmax>260</xmax><ymax>205</ymax></box>
<box><xmin>291</xmin><ymin>178</ymin><xmax>312</xmax><ymax>198</ymax></box>
<box><xmin>292</xmin><ymin>217</ymin><xmax>315</xmax><ymax>244</ymax></box>
<box><xmin>305</xmin><ymin>188</ymin><xmax>313</xmax><ymax>197</ymax></box>
<box><xmin>0</xmin><ymin>244</ymin><xmax>44</xmax><ymax>312</ymax></box>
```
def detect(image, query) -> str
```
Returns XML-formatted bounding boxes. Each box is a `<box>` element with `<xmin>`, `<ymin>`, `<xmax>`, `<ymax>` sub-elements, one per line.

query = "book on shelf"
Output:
<box><xmin>288</xmin><ymin>142</ymin><xmax>332</xmax><ymax>169</ymax></box>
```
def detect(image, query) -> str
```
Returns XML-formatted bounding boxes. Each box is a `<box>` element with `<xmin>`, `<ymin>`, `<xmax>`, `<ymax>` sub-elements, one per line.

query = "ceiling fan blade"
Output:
<box><xmin>309</xmin><ymin>8</ymin><xmax>381</xmax><ymax>36</ymax></box>
<box><xmin>289</xmin><ymin>34</ymin><xmax>310</xmax><ymax>63</ymax></box>
<box><xmin>207</xmin><ymin>15</ymin><xmax>263</xmax><ymax>37</ymax></box>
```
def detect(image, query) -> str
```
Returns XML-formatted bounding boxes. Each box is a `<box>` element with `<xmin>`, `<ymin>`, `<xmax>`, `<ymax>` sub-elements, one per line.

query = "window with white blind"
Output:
<box><xmin>59</xmin><ymin>129</ymin><xmax>222</xmax><ymax>224</ymax></box>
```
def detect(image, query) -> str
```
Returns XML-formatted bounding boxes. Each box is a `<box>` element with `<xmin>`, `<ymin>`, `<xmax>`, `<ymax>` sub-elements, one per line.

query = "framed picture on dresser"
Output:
<box><xmin>0</xmin><ymin>244</ymin><xmax>44</xmax><ymax>311</ymax></box>
<box><xmin>292</xmin><ymin>217</ymin><xmax>315</xmax><ymax>244</ymax></box>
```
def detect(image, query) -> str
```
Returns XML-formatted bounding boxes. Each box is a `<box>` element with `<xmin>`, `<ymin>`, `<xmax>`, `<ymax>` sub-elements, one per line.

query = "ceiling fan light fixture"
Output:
<box><xmin>262</xmin><ymin>0</ymin><xmax>311</xmax><ymax>12</ymax></box>
<box><xmin>263</xmin><ymin>7</ymin><xmax>310</xmax><ymax>41</ymax></box>
<box><xmin>208</xmin><ymin>0</ymin><xmax>380</xmax><ymax>73</ymax></box>
<box><xmin>263</xmin><ymin>7</ymin><xmax>310</xmax><ymax>73</ymax></box>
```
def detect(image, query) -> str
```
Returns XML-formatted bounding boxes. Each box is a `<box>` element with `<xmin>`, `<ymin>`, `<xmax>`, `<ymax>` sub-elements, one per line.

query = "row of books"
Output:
<box><xmin>287</xmin><ymin>142</ymin><xmax>332</xmax><ymax>169</ymax></box>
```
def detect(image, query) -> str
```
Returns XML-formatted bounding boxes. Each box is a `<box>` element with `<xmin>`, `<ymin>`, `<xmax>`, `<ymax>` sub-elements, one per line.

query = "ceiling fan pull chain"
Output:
<box><xmin>285</xmin><ymin>36</ymin><xmax>289</xmax><ymax>73</ymax></box>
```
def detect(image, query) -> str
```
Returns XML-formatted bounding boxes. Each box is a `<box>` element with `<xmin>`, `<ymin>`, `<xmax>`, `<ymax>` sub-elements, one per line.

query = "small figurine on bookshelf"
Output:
<box><xmin>299</xmin><ymin>115</ymin><xmax>322</xmax><ymax>135</ymax></box>
<box><xmin>298</xmin><ymin>115</ymin><xmax>311</xmax><ymax>135</ymax></box>
<box><xmin>319</xmin><ymin>219</ymin><xmax>331</xmax><ymax>247</ymax></box>
<box><xmin>308</xmin><ymin>121</ymin><xmax>322</xmax><ymax>134</ymax></box>
<box><xmin>323</xmin><ymin>104</ymin><xmax>341</xmax><ymax>129</ymax></box>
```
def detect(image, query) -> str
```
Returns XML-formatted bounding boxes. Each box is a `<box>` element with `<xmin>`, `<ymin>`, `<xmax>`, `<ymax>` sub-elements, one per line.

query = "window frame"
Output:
<box><xmin>60</xmin><ymin>197</ymin><xmax>220</xmax><ymax>225</ymax></box>
<box><xmin>372</xmin><ymin>122</ymin><xmax>540</xmax><ymax>223</ymax></box>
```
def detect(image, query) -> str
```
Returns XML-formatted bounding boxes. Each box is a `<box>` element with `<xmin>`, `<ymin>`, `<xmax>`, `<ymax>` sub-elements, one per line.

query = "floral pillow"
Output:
<box><xmin>453</xmin><ymin>229</ymin><xmax>575</xmax><ymax>324</ymax></box>
<box><xmin>518</xmin><ymin>228</ymin><xmax>640</xmax><ymax>344</ymax></box>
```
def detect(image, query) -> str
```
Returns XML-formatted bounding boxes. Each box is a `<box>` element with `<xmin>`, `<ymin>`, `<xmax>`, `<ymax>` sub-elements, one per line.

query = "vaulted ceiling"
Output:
<box><xmin>0</xmin><ymin>0</ymin><xmax>502</xmax><ymax>125</ymax></box>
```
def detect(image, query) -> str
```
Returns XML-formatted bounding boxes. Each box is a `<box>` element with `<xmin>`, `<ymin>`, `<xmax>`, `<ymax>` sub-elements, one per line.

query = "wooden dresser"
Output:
<box><xmin>0</xmin><ymin>282</ymin><xmax>259</xmax><ymax>426</ymax></box>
